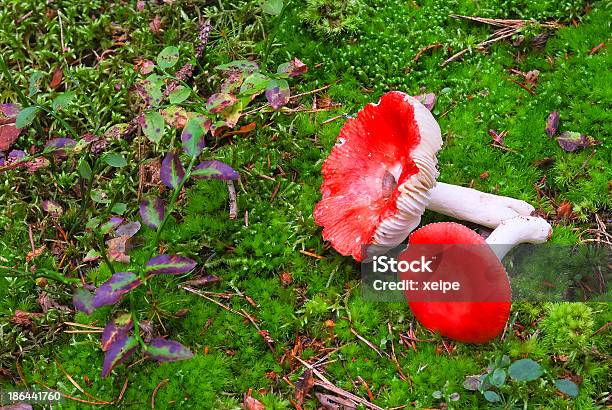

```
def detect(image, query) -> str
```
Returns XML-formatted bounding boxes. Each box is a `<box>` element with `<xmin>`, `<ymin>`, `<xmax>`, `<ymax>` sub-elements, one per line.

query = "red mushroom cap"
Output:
<box><xmin>400</xmin><ymin>222</ymin><xmax>511</xmax><ymax>344</ymax></box>
<box><xmin>314</xmin><ymin>92</ymin><xmax>442</xmax><ymax>260</ymax></box>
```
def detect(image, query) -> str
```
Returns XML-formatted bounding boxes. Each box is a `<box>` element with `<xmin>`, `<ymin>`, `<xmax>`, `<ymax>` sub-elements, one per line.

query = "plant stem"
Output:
<box><xmin>262</xmin><ymin>1</ymin><xmax>290</xmax><ymax>66</ymax></box>
<box><xmin>70</xmin><ymin>156</ymin><xmax>100</xmax><ymax>236</ymax></box>
<box><xmin>141</xmin><ymin>155</ymin><xmax>197</xmax><ymax>279</ymax></box>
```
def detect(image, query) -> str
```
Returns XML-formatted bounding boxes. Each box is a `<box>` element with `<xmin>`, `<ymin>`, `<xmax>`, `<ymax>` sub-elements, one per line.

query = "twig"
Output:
<box><xmin>35</xmin><ymin>380</ymin><xmax>109</xmax><ymax>405</ymax></box>
<box><xmin>321</xmin><ymin>114</ymin><xmax>345</xmax><ymax>125</ymax></box>
<box><xmin>116</xmin><ymin>376</ymin><xmax>129</xmax><ymax>404</ymax></box>
<box><xmin>357</xmin><ymin>376</ymin><xmax>375</xmax><ymax>402</ymax></box>
<box><xmin>179</xmin><ymin>285</ymin><xmax>246</xmax><ymax>318</ymax></box>
<box><xmin>241</xmin><ymin>309</ymin><xmax>276</xmax><ymax>355</ymax></box>
<box><xmin>151</xmin><ymin>379</ymin><xmax>168</xmax><ymax>409</ymax></box>
<box><xmin>63</xmin><ymin>322</ymin><xmax>103</xmax><ymax>330</ymax></box>
<box><xmin>299</xmin><ymin>250</ymin><xmax>325</xmax><ymax>260</ymax></box>
<box><xmin>350</xmin><ymin>328</ymin><xmax>388</xmax><ymax>357</ymax></box>
<box><xmin>387</xmin><ymin>323</ymin><xmax>412</xmax><ymax>387</ymax></box>
<box><xmin>227</xmin><ymin>180</ymin><xmax>238</xmax><ymax>220</ymax></box>
<box><xmin>507</xmin><ymin>77</ymin><xmax>536</xmax><ymax>95</ymax></box>
<box><xmin>54</xmin><ymin>358</ymin><xmax>110</xmax><ymax>404</ymax></box>
<box><xmin>413</xmin><ymin>43</ymin><xmax>442</xmax><ymax>62</ymax></box>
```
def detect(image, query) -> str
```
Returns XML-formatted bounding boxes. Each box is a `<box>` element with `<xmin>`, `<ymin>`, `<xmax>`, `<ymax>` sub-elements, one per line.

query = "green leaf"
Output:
<box><xmin>490</xmin><ymin>369</ymin><xmax>506</xmax><ymax>388</ymax></box>
<box><xmin>103</xmin><ymin>153</ymin><xmax>128</xmax><ymax>168</ymax></box>
<box><xmin>262</xmin><ymin>0</ymin><xmax>283</xmax><ymax>15</ymax></box>
<box><xmin>508</xmin><ymin>359</ymin><xmax>543</xmax><ymax>382</ymax></box>
<box><xmin>181</xmin><ymin>117</ymin><xmax>205</xmax><ymax>158</ymax></box>
<box><xmin>78</xmin><ymin>159</ymin><xmax>92</xmax><ymax>179</ymax></box>
<box><xmin>240</xmin><ymin>72</ymin><xmax>270</xmax><ymax>96</ymax></box>
<box><xmin>142</xmin><ymin>111</ymin><xmax>165</xmax><ymax>144</ymax></box>
<box><xmin>15</xmin><ymin>106</ymin><xmax>40</xmax><ymax>129</ymax></box>
<box><xmin>28</xmin><ymin>71</ymin><xmax>44</xmax><ymax>96</ymax></box>
<box><xmin>51</xmin><ymin>91</ymin><xmax>76</xmax><ymax>111</ymax></box>
<box><xmin>483</xmin><ymin>391</ymin><xmax>501</xmax><ymax>403</ymax></box>
<box><xmin>90</xmin><ymin>190</ymin><xmax>111</xmax><ymax>204</ymax></box>
<box><xmin>111</xmin><ymin>203</ymin><xmax>127</xmax><ymax>215</ymax></box>
<box><xmin>555</xmin><ymin>380</ymin><xmax>579</xmax><ymax>397</ymax></box>
<box><xmin>157</xmin><ymin>46</ymin><xmax>180</xmax><ymax>69</ymax></box>
<box><xmin>169</xmin><ymin>86</ymin><xmax>191</xmax><ymax>104</ymax></box>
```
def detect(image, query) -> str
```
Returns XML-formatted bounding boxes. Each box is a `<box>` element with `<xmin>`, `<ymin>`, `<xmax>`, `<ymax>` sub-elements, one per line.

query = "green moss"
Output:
<box><xmin>1</xmin><ymin>0</ymin><xmax>610</xmax><ymax>408</ymax></box>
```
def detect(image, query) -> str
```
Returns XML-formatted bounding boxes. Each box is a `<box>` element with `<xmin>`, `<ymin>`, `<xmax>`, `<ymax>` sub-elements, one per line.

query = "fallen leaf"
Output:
<box><xmin>556</xmin><ymin>201</ymin><xmax>573</xmax><ymax>220</ymax></box>
<box><xmin>479</xmin><ymin>171</ymin><xmax>490</xmax><ymax>180</ymax></box>
<box><xmin>557</xmin><ymin>131</ymin><xmax>601</xmax><ymax>152</ymax></box>
<box><xmin>182</xmin><ymin>275</ymin><xmax>220</xmax><ymax>287</ymax></box>
<box><xmin>488</xmin><ymin>129</ymin><xmax>508</xmax><ymax>146</ymax></box>
<box><xmin>49</xmin><ymin>68</ymin><xmax>63</xmax><ymax>90</ymax></box>
<box><xmin>294</xmin><ymin>369</ymin><xmax>314</xmax><ymax>404</ymax></box>
<box><xmin>315</xmin><ymin>392</ymin><xmax>357</xmax><ymax>410</ymax></box>
<box><xmin>545</xmin><ymin>111</ymin><xmax>560</xmax><ymax>138</ymax></box>
<box><xmin>243</xmin><ymin>389</ymin><xmax>265</xmax><ymax>410</ymax></box>
<box><xmin>106</xmin><ymin>236</ymin><xmax>134</xmax><ymax>263</ymax></box>
<box><xmin>415</xmin><ymin>93</ymin><xmax>436</xmax><ymax>111</ymax></box>
<box><xmin>279</xmin><ymin>271</ymin><xmax>293</xmax><ymax>287</ymax></box>
<box><xmin>588</xmin><ymin>43</ymin><xmax>605</xmax><ymax>55</ymax></box>
<box><xmin>11</xmin><ymin>310</ymin><xmax>43</xmax><ymax>326</ymax></box>
<box><xmin>149</xmin><ymin>15</ymin><xmax>163</xmax><ymax>34</ymax></box>
<box><xmin>26</xmin><ymin>246</ymin><xmax>46</xmax><ymax>262</ymax></box>
<box><xmin>0</xmin><ymin>124</ymin><xmax>20</xmax><ymax>151</ymax></box>
<box><xmin>524</xmin><ymin>69</ymin><xmax>539</xmax><ymax>85</ymax></box>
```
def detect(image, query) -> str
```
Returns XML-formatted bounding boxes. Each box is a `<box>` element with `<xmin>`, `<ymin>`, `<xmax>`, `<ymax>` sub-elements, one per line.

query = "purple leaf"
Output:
<box><xmin>140</xmin><ymin>197</ymin><xmax>165</xmax><ymax>230</ymax></box>
<box><xmin>115</xmin><ymin>221</ymin><xmax>141</xmax><ymax>238</ymax></box>
<box><xmin>145</xmin><ymin>254</ymin><xmax>197</xmax><ymax>275</ymax></box>
<box><xmin>557</xmin><ymin>131</ymin><xmax>601</xmax><ymax>152</ymax></box>
<box><xmin>545</xmin><ymin>111</ymin><xmax>560</xmax><ymax>138</ymax></box>
<box><xmin>101</xmin><ymin>313</ymin><xmax>133</xmax><ymax>352</ymax></box>
<box><xmin>277</xmin><ymin>58</ymin><xmax>308</xmax><ymax>77</ymax></box>
<box><xmin>192</xmin><ymin>160</ymin><xmax>240</xmax><ymax>180</ymax></box>
<box><xmin>73</xmin><ymin>287</ymin><xmax>95</xmax><ymax>315</ymax></box>
<box><xmin>8</xmin><ymin>149</ymin><xmax>26</xmax><ymax>159</ymax></box>
<box><xmin>160</xmin><ymin>152</ymin><xmax>185</xmax><ymax>189</ymax></box>
<box><xmin>92</xmin><ymin>272</ymin><xmax>141</xmax><ymax>308</ymax></box>
<box><xmin>145</xmin><ymin>338</ymin><xmax>193</xmax><ymax>362</ymax></box>
<box><xmin>181</xmin><ymin>117</ymin><xmax>207</xmax><ymax>158</ymax></box>
<box><xmin>415</xmin><ymin>93</ymin><xmax>437</xmax><ymax>111</ymax></box>
<box><xmin>265</xmin><ymin>79</ymin><xmax>290</xmax><ymax>110</ymax></box>
<box><xmin>100</xmin><ymin>217</ymin><xmax>124</xmax><ymax>235</ymax></box>
<box><xmin>44</xmin><ymin>138</ymin><xmax>76</xmax><ymax>153</ymax></box>
<box><xmin>41</xmin><ymin>200</ymin><xmax>63</xmax><ymax>218</ymax></box>
<box><xmin>0</xmin><ymin>103</ymin><xmax>21</xmax><ymax>118</ymax></box>
<box><xmin>206</xmin><ymin>93</ymin><xmax>237</xmax><ymax>114</ymax></box>
<box><xmin>102</xmin><ymin>335</ymin><xmax>139</xmax><ymax>378</ymax></box>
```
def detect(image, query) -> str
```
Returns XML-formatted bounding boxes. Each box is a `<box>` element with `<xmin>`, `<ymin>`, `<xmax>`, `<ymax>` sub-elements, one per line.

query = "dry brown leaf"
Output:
<box><xmin>149</xmin><ymin>15</ymin><xmax>162</xmax><ymax>34</ymax></box>
<box><xmin>26</xmin><ymin>246</ymin><xmax>46</xmax><ymax>262</ymax></box>
<box><xmin>49</xmin><ymin>68</ymin><xmax>63</xmax><ymax>90</ymax></box>
<box><xmin>243</xmin><ymin>389</ymin><xmax>265</xmax><ymax>410</ymax></box>
<box><xmin>294</xmin><ymin>369</ymin><xmax>314</xmax><ymax>404</ymax></box>
<box><xmin>11</xmin><ymin>310</ymin><xmax>43</xmax><ymax>326</ymax></box>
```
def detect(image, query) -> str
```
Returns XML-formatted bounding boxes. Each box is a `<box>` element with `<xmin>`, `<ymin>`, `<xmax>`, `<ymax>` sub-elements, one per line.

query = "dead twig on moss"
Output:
<box><xmin>151</xmin><ymin>379</ymin><xmax>168</xmax><ymax>409</ymax></box>
<box><xmin>442</xmin><ymin>15</ymin><xmax>562</xmax><ymax>66</ymax></box>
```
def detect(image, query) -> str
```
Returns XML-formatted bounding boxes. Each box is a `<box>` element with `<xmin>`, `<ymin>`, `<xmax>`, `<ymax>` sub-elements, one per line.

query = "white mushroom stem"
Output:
<box><xmin>427</xmin><ymin>182</ymin><xmax>535</xmax><ymax>228</ymax></box>
<box><xmin>485</xmin><ymin>215</ymin><xmax>552</xmax><ymax>260</ymax></box>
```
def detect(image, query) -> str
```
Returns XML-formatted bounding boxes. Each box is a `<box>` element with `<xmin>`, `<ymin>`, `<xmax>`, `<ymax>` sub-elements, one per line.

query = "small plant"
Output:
<box><xmin>432</xmin><ymin>380</ymin><xmax>460</xmax><ymax>408</ymax></box>
<box><xmin>540</xmin><ymin>302</ymin><xmax>594</xmax><ymax>357</ymax></box>
<box><xmin>464</xmin><ymin>354</ymin><xmax>581</xmax><ymax>406</ymax></box>
<box><xmin>300</xmin><ymin>0</ymin><xmax>364</xmax><ymax>38</ymax></box>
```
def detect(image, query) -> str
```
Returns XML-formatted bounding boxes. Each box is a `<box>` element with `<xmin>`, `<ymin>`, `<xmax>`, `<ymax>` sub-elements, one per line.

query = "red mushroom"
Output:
<box><xmin>314</xmin><ymin>91</ymin><xmax>551</xmax><ymax>260</ymax></box>
<box><xmin>399</xmin><ymin>222</ymin><xmax>511</xmax><ymax>343</ymax></box>
<box><xmin>314</xmin><ymin>91</ymin><xmax>442</xmax><ymax>260</ymax></box>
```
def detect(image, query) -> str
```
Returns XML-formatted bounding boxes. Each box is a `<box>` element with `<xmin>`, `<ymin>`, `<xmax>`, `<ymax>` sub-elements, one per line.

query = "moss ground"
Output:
<box><xmin>0</xmin><ymin>0</ymin><xmax>610</xmax><ymax>408</ymax></box>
